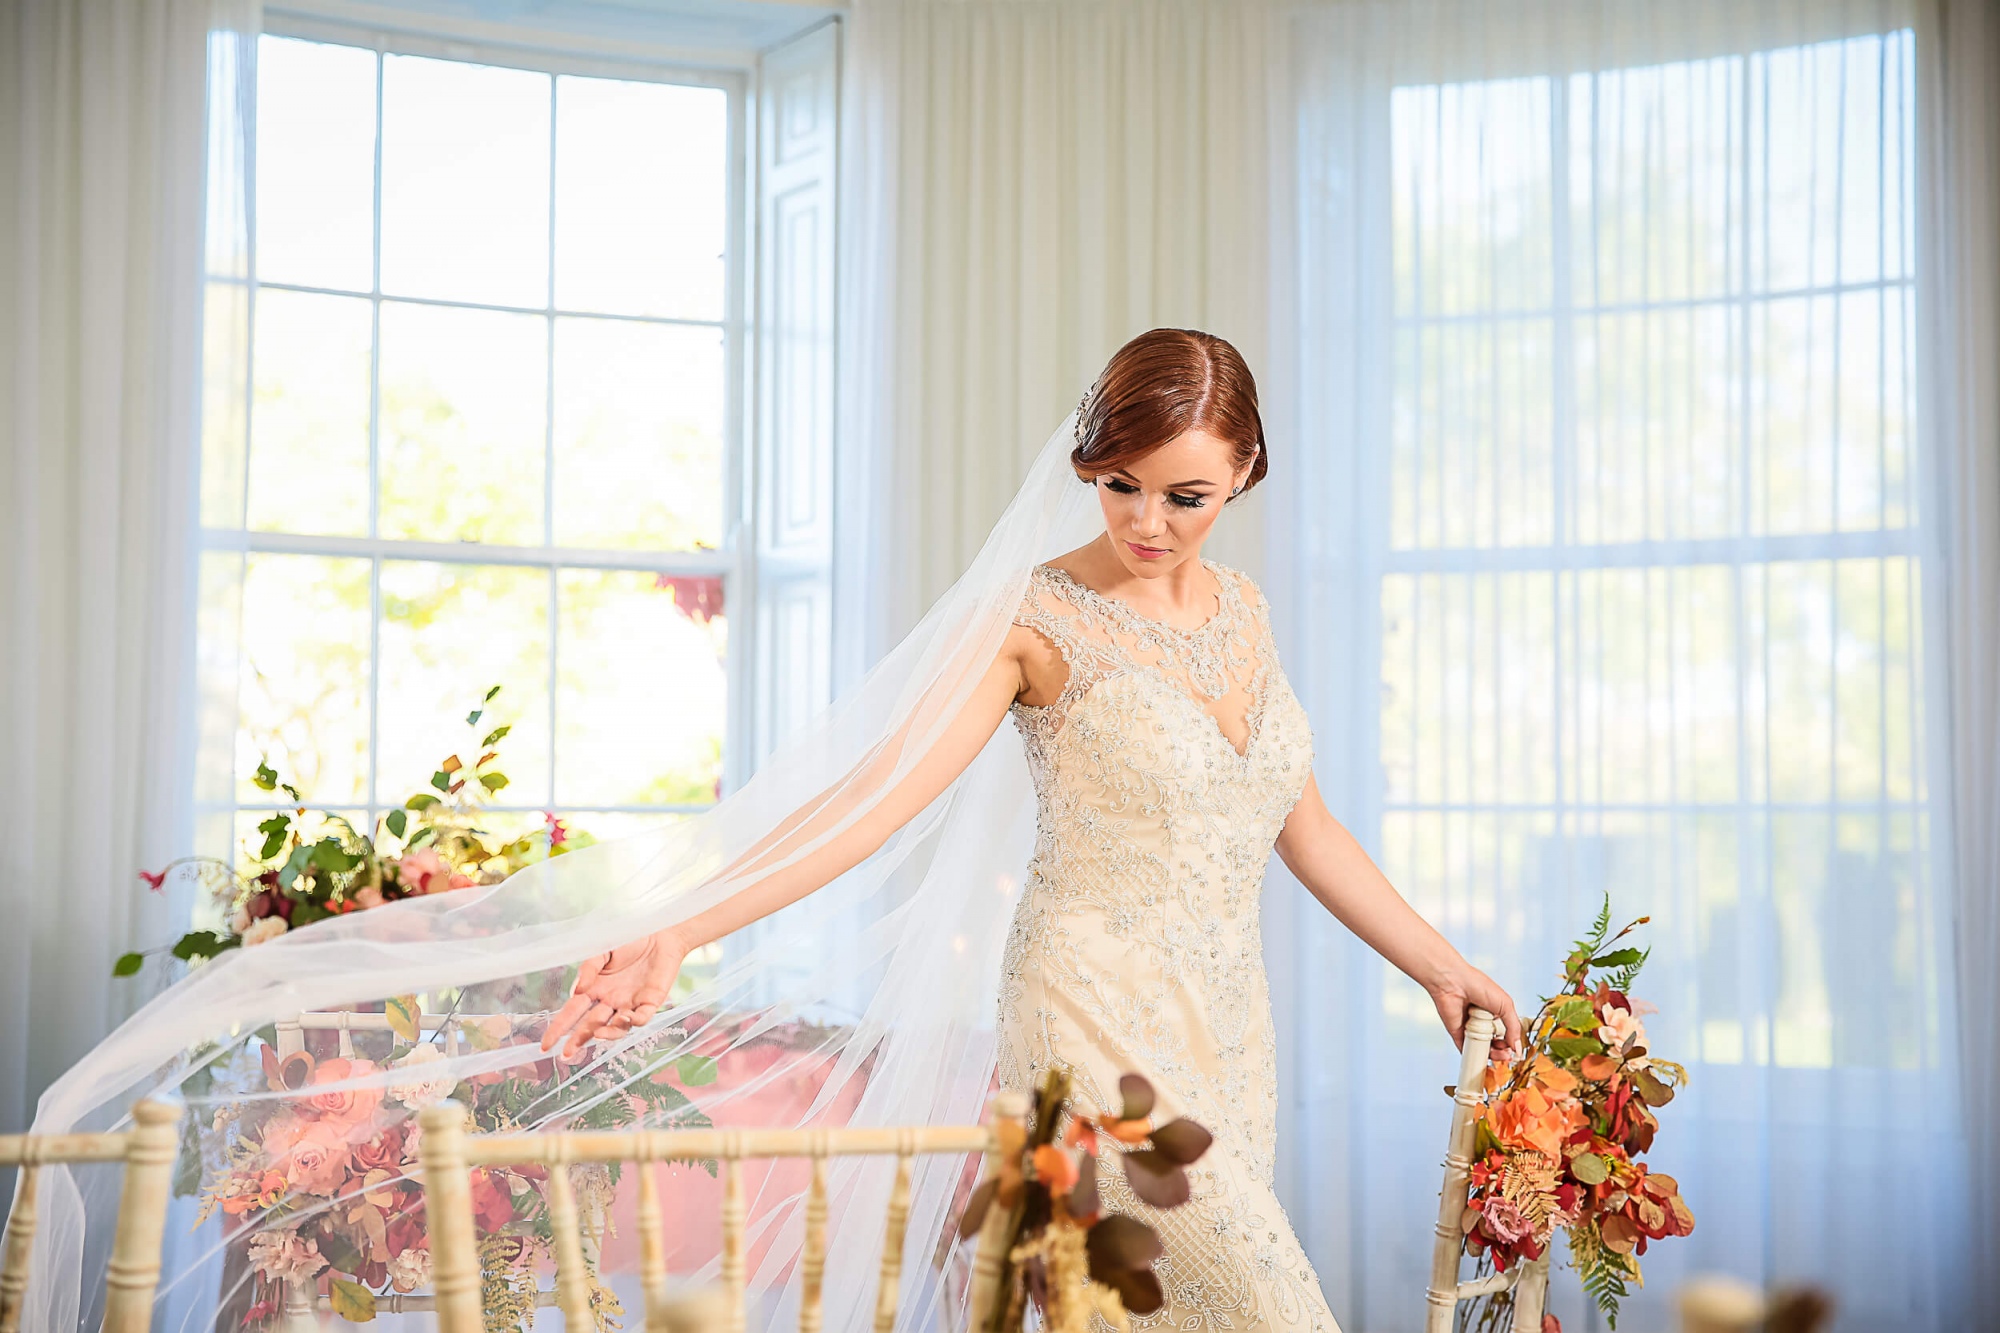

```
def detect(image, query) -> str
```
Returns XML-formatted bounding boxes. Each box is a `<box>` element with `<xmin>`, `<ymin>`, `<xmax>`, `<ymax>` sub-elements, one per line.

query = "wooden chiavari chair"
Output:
<box><xmin>0</xmin><ymin>1100</ymin><xmax>183</xmax><ymax>1333</ymax></box>
<box><xmin>417</xmin><ymin>1091</ymin><xmax>1028</xmax><ymax>1333</ymax></box>
<box><xmin>1424</xmin><ymin>1007</ymin><xmax>1550</xmax><ymax>1333</ymax></box>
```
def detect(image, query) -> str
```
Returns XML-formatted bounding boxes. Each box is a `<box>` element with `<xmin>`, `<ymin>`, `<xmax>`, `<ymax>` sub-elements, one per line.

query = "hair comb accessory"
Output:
<box><xmin>1072</xmin><ymin>382</ymin><xmax>1096</xmax><ymax>444</ymax></box>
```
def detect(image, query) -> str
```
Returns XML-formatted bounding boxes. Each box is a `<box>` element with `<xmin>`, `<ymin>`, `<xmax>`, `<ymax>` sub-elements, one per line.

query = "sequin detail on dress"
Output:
<box><xmin>1000</xmin><ymin>561</ymin><xmax>1337</xmax><ymax>1332</ymax></box>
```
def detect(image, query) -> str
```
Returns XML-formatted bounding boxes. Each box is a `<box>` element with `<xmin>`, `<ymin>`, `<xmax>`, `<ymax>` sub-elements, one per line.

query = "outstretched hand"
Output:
<box><xmin>541</xmin><ymin>929</ymin><xmax>688</xmax><ymax>1059</ymax></box>
<box><xmin>1429</xmin><ymin>966</ymin><xmax>1525</xmax><ymax>1064</ymax></box>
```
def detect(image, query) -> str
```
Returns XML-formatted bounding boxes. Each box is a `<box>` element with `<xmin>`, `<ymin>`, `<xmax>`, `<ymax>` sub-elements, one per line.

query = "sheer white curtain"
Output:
<box><xmin>832</xmin><ymin>0</ymin><xmax>1286</xmax><ymax>673</ymax></box>
<box><xmin>1264</xmin><ymin>0</ymin><xmax>1971</xmax><ymax>1328</ymax></box>
<box><xmin>0</xmin><ymin>0</ymin><xmax>257</xmax><ymax>1136</ymax></box>
<box><xmin>1915</xmin><ymin>0</ymin><xmax>2000</xmax><ymax>1306</ymax></box>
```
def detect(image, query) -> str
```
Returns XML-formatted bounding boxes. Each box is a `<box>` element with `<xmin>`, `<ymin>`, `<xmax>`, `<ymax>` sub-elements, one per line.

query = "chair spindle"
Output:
<box><xmin>0</xmin><ymin>1163</ymin><xmax>39</xmax><ymax>1333</ymax></box>
<box><xmin>871</xmin><ymin>1149</ymin><xmax>914</xmax><ymax>1333</ymax></box>
<box><xmin>637</xmin><ymin>1164</ymin><xmax>671</xmax><ymax>1333</ymax></box>
<box><xmin>103</xmin><ymin>1100</ymin><xmax>182</xmax><ymax>1333</ymax></box>
<box><xmin>720</xmin><ymin>1147</ymin><xmax>746</xmax><ymax>1333</ymax></box>
<box><xmin>545</xmin><ymin>1153</ymin><xmax>595</xmax><ymax>1330</ymax></box>
<box><xmin>418</xmin><ymin>1103</ymin><xmax>484</xmax><ymax>1333</ymax></box>
<box><xmin>798</xmin><ymin>1149</ymin><xmax>828</xmax><ymax>1333</ymax></box>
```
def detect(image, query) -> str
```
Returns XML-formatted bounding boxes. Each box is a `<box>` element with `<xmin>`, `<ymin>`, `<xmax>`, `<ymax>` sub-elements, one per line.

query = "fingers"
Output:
<box><xmin>542</xmin><ymin>992</ymin><xmax>596</xmax><ymax>1053</ymax></box>
<box><xmin>563</xmin><ymin>1002</ymin><xmax>616</xmax><ymax>1060</ymax></box>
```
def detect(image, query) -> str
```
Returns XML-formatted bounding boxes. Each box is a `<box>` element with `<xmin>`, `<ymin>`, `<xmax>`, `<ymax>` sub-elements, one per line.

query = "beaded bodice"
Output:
<box><xmin>996</xmin><ymin>561</ymin><xmax>1333</xmax><ymax>1331</ymax></box>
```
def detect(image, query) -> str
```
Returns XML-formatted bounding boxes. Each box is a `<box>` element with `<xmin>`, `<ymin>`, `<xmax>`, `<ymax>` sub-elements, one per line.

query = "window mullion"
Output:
<box><xmin>365</xmin><ymin>45</ymin><xmax>387</xmax><ymax>834</ymax></box>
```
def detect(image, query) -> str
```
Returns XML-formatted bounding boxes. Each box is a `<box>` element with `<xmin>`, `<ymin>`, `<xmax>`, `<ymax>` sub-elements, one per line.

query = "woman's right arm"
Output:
<box><xmin>541</xmin><ymin>630</ymin><xmax>1040</xmax><ymax>1056</ymax></box>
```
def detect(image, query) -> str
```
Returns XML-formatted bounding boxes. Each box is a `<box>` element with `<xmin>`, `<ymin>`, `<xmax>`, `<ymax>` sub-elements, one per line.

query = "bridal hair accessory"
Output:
<box><xmin>1073</xmin><ymin>381</ymin><xmax>1098</xmax><ymax>444</ymax></box>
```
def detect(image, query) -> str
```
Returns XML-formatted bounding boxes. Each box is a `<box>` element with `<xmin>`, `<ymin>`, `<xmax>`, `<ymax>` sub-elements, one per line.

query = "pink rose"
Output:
<box><xmin>396</xmin><ymin>847</ymin><xmax>473</xmax><ymax>895</ymax></box>
<box><xmin>262</xmin><ymin>1117</ymin><xmax>353</xmax><ymax>1196</ymax></box>
<box><xmin>1480</xmin><ymin>1197</ymin><xmax>1534</xmax><ymax>1246</ymax></box>
<box><xmin>305</xmin><ymin>1058</ymin><xmax>382</xmax><ymax>1124</ymax></box>
<box><xmin>354</xmin><ymin>884</ymin><xmax>386</xmax><ymax>909</ymax></box>
<box><xmin>350</xmin><ymin>1121</ymin><xmax>405</xmax><ymax>1173</ymax></box>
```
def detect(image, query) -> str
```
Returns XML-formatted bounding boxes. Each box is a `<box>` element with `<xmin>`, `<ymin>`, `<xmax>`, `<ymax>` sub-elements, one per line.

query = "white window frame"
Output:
<box><xmin>201</xmin><ymin>13</ymin><xmax>764</xmax><ymax>839</ymax></box>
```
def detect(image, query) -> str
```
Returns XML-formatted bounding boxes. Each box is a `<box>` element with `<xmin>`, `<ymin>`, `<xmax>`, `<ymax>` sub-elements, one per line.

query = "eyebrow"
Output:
<box><xmin>1110</xmin><ymin>470</ymin><xmax>1220</xmax><ymax>489</ymax></box>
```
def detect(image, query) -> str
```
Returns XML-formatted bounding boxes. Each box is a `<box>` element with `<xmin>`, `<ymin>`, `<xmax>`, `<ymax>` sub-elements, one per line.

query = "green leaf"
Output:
<box><xmin>385</xmin><ymin>808</ymin><xmax>408</xmax><ymax>839</ymax></box>
<box><xmin>171</xmin><ymin>931</ymin><xmax>238</xmax><ymax>962</ymax></box>
<box><xmin>278</xmin><ymin>843</ymin><xmax>315</xmax><ymax>889</ymax></box>
<box><xmin>312</xmin><ymin>838</ymin><xmax>360</xmax><ymax>873</ymax></box>
<box><xmin>257</xmin><ymin>814</ymin><xmax>290</xmax><ymax>837</ymax></box>
<box><xmin>386</xmin><ymin>995</ymin><xmax>421</xmax><ymax>1043</ymax></box>
<box><xmin>1549</xmin><ymin>1034</ymin><xmax>1606</xmax><ymax>1061</ymax></box>
<box><xmin>113</xmin><ymin>952</ymin><xmax>145</xmax><ymax>977</ymax></box>
<box><xmin>485</xmin><ymin>684</ymin><xmax>502</xmax><ymax>701</ymax></box>
<box><xmin>673</xmin><ymin>1055</ymin><xmax>719</xmax><ymax>1086</ymax></box>
<box><xmin>406</xmin><ymin>825</ymin><xmax>437</xmax><ymax>849</ymax></box>
<box><xmin>1570</xmin><ymin>1152</ymin><xmax>1611</xmax><ymax>1185</ymax></box>
<box><xmin>1592</xmin><ymin>948</ymin><xmax>1645</xmax><ymax>968</ymax></box>
<box><xmin>430</xmin><ymin>770</ymin><xmax>451</xmax><ymax>793</ymax></box>
<box><xmin>405</xmin><ymin>793</ymin><xmax>441</xmax><ymax>811</ymax></box>
<box><xmin>466</xmin><ymin>709</ymin><xmax>482</xmax><ymax>727</ymax></box>
<box><xmin>257</xmin><ymin>829</ymin><xmax>288</xmax><ymax>862</ymax></box>
<box><xmin>329</xmin><ymin>1279</ymin><xmax>376</xmax><ymax>1323</ymax></box>
<box><xmin>481</xmin><ymin>724</ymin><xmax>512</xmax><ymax>748</ymax></box>
<box><xmin>252</xmin><ymin>761</ymin><xmax>278</xmax><ymax>791</ymax></box>
<box><xmin>479</xmin><ymin>772</ymin><xmax>509</xmax><ymax>792</ymax></box>
<box><xmin>1553</xmin><ymin>996</ymin><xmax>1597</xmax><ymax>1031</ymax></box>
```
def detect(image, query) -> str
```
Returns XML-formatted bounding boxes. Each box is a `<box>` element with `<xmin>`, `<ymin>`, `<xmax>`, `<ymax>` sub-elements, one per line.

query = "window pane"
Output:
<box><xmin>247</xmin><ymin>288</ymin><xmax>371</xmax><ymax>536</ymax></box>
<box><xmin>236</xmin><ymin>553</ymin><xmax>372</xmax><ymax>803</ymax></box>
<box><xmin>554</xmin><ymin>76</ymin><xmax>726</xmax><ymax>320</ymax></box>
<box><xmin>377</xmin><ymin>562</ymin><xmax>551</xmax><ymax>806</ymax></box>
<box><xmin>256</xmin><ymin>36</ymin><xmax>376</xmax><ymax>292</ymax></box>
<box><xmin>556</xmin><ymin>570</ymin><xmax>725</xmax><ymax>806</ymax></box>
<box><xmin>552</xmin><ymin>319</ymin><xmax>723</xmax><ymax>551</ymax></box>
<box><xmin>378</xmin><ymin>301</ymin><xmax>547</xmax><ymax>545</ymax></box>
<box><xmin>380</xmin><ymin>55</ymin><xmax>550</xmax><ymax>307</ymax></box>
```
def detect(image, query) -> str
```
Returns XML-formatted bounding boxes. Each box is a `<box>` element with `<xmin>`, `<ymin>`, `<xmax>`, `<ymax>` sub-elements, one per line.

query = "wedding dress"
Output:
<box><xmin>1001</xmin><ymin>563</ymin><xmax>1336</xmax><ymax>1331</ymax></box>
<box><xmin>23</xmin><ymin>414</ymin><xmax>1336</xmax><ymax>1333</ymax></box>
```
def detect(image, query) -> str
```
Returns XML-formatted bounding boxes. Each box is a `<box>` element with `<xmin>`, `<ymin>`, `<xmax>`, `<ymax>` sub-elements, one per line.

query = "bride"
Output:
<box><xmin>538</xmin><ymin>328</ymin><xmax>1523</xmax><ymax>1330</ymax></box>
<box><xmin>30</xmin><ymin>328</ymin><xmax>1518</xmax><ymax>1333</ymax></box>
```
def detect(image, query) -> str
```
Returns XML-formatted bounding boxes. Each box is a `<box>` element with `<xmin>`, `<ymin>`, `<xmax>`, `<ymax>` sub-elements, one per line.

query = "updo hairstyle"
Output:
<box><xmin>1071</xmin><ymin>328</ymin><xmax>1268</xmax><ymax>500</ymax></box>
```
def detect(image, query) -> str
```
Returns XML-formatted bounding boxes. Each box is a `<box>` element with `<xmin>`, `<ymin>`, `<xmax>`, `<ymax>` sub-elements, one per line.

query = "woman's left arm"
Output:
<box><xmin>1274</xmin><ymin>772</ymin><xmax>1524</xmax><ymax>1059</ymax></box>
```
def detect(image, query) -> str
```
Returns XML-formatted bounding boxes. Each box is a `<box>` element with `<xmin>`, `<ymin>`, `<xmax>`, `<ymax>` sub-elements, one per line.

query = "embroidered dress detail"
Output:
<box><xmin>1000</xmin><ymin>560</ymin><xmax>1336</xmax><ymax>1332</ymax></box>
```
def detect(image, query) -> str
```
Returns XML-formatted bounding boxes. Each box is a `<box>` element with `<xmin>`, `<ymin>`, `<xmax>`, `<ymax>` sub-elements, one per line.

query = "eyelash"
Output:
<box><xmin>1102</xmin><ymin>478</ymin><xmax>1208</xmax><ymax>509</ymax></box>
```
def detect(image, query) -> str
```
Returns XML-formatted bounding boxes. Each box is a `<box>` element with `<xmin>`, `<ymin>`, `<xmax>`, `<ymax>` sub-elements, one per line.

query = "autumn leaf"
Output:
<box><xmin>386</xmin><ymin>995</ymin><xmax>421</xmax><ymax>1043</ymax></box>
<box><xmin>329</xmin><ymin>1280</ymin><xmax>376</xmax><ymax>1323</ymax></box>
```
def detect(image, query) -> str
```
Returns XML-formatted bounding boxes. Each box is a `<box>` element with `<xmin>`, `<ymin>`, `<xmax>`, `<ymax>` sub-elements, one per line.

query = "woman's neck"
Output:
<box><xmin>1056</xmin><ymin>536</ymin><xmax>1219</xmax><ymax>630</ymax></box>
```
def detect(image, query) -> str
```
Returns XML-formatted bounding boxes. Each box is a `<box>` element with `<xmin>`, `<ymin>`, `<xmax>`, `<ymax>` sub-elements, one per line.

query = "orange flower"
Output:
<box><xmin>1033</xmin><ymin>1144</ymin><xmax>1079</xmax><ymax>1195</ymax></box>
<box><xmin>1489</xmin><ymin>1083</ymin><xmax>1588</xmax><ymax>1158</ymax></box>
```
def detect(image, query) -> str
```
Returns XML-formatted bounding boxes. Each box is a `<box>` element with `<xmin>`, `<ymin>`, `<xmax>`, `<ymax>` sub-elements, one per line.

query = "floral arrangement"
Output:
<box><xmin>118</xmin><ymin>687</ymin><xmax>592</xmax><ymax>976</ymax></box>
<box><xmin>196</xmin><ymin>995</ymin><xmax>717</xmax><ymax>1331</ymax></box>
<box><xmin>960</xmin><ymin>1069</ymin><xmax>1212</xmax><ymax>1333</ymax></box>
<box><xmin>1457</xmin><ymin>898</ymin><xmax>1695</xmax><ymax>1332</ymax></box>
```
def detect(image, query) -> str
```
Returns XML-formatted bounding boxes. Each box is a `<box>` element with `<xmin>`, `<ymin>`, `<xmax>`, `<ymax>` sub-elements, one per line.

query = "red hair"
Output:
<box><xmin>1071</xmin><ymin>328</ymin><xmax>1267</xmax><ymax>498</ymax></box>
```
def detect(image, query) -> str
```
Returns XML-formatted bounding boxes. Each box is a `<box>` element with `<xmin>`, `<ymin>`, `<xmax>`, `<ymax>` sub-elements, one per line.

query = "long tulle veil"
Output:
<box><xmin>26</xmin><ymin>413</ymin><xmax>1104</xmax><ymax>1333</ymax></box>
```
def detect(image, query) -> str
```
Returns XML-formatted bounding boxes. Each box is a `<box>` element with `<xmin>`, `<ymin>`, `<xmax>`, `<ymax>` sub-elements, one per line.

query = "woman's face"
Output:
<box><xmin>1089</xmin><ymin>428</ymin><xmax>1249</xmax><ymax>581</ymax></box>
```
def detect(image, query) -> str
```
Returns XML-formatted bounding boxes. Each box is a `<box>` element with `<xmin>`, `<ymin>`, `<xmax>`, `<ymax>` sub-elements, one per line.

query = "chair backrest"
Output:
<box><xmin>0</xmin><ymin>1100</ymin><xmax>184</xmax><ymax>1333</ymax></box>
<box><xmin>1423</xmin><ymin>1007</ymin><xmax>1549</xmax><ymax>1333</ymax></box>
<box><xmin>417</xmin><ymin>1092</ymin><xmax>1027</xmax><ymax>1333</ymax></box>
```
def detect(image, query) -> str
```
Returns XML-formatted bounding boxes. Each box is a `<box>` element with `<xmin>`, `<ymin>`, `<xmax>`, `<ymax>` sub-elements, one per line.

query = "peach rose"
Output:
<box><xmin>262</xmin><ymin>1117</ymin><xmax>353</xmax><ymax>1196</ymax></box>
<box><xmin>305</xmin><ymin>1057</ymin><xmax>382</xmax><ymax>1124</ymax></box>
<box><xmin>397</xmin><ymin>847</ymin><xmax>472</xmax><ymax>895</ymax></box>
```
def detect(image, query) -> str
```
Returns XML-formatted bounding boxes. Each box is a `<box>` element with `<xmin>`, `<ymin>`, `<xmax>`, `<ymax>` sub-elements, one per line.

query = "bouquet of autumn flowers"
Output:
<box><xmin>1458</xmin><ymin>898</ymin><xmax>1695</xmax><ymax>1331</ymax></box>
<box><xmin>197</xmin><ymin>997</ymin><xmax>717</xmax><ymax>1331</ymax></box>
<box><xmin>118</xmin><ymin>687</ymin><xmax>593</xmax><ymax>977</ymax></box>
<box><xmin>960</xmin><ymin>1069</ymin><xmax>1213</xmax><ymax>1333</ymax></box>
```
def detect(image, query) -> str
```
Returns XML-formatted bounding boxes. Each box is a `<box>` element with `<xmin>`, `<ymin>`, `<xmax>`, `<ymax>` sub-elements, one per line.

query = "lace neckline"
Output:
<box><xmin>1036</xmin><ymin>561</ymin><xmax>1241</xmax><ymax>639</ymax></box>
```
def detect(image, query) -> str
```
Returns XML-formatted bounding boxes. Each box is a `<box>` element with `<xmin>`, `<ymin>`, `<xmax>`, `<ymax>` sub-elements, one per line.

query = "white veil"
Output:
<box><xmin>26</xmin><ymin>413</ymin><xmax>1106</xmax><ymax>1333</ymax></box>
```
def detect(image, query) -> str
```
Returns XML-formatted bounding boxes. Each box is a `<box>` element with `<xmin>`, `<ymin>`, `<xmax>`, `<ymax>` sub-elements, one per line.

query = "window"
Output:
<box><xmin>197</xmin><ymin>30</ymin><xmax>744</xmax><ymax>863</ymax></box>
<box><xmin>1376</xmin><ymin>29</ymin><xmax>1932</xmax><ymax>1070</ymax></box>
